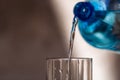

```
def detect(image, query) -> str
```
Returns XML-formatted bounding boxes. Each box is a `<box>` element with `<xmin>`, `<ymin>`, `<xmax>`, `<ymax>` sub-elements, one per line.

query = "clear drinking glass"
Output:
<box><xmin>46</xmin><ymin>58</ymin><xmax>92</xmax><ymax>80</ymax></box>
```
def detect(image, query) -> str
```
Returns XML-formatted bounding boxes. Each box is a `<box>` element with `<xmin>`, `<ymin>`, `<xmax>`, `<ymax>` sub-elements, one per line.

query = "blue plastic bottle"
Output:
<box><xmin>73</xmin><ymin>0</ymin><xmax>120</xmax><ymax>51</ymax></box>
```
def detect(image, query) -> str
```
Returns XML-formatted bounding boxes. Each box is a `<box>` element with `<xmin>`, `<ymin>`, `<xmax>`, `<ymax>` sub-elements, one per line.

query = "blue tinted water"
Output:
<box><xmin>78</xmin><ymin>10</ymin><xmax>120</xmax><ymax>51</ymax></box>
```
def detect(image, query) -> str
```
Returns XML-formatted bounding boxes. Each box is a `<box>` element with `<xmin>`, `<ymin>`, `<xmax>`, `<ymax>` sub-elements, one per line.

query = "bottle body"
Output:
<box><xmin>78</xmin><ymin>10</ymin><xmax>120</xmax><ymax>51</ymax></box>
<box><xmin>74</xmin><ymin>0</ymin><xmax>120</xmax><ymax>51</ymax></box>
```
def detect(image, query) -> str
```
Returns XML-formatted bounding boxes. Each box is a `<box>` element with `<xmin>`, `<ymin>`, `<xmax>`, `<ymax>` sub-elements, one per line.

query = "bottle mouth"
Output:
<box><xmin>73</xmin><ymin>2</ymin><xmax>94</xmax><ymax>21</ymax></box>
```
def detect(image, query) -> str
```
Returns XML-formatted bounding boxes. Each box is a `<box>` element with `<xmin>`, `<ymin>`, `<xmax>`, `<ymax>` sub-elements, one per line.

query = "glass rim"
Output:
<box><xmin>46</xmin><ymin>57</ymin><xmax>92</xmax><ymax>61</ymax></box>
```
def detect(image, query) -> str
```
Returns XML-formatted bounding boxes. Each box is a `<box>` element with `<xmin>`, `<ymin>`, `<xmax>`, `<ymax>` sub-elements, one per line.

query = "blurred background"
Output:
<box><xmin>0</xmin><ymin>0</ymin><xmax>120</xmax><ymax>80</ymax></box>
